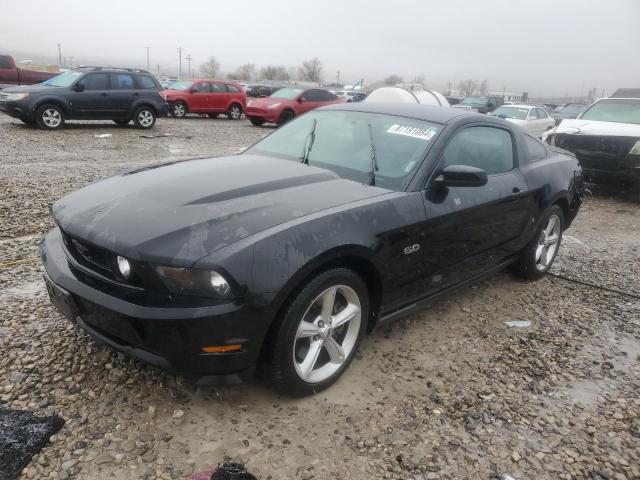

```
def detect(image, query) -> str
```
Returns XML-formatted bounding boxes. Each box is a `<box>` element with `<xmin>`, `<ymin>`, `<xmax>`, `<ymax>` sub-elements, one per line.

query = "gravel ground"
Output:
<box><xmin>0</xmin><ymin>115</ymin><xmax>639</xmax><ymax>480</ymax></box>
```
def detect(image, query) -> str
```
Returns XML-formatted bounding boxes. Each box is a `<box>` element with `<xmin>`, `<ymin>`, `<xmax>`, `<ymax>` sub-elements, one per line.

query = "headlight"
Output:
<box><xmin>267</xmin><ymin>102</ymin><xmax>281</xmax><ymax>109</ymax></box>
<box><xmin>155</xmin><ymin>266</ymin><xmax>233</xmax><ymax>298</ymax></box>
<box><xmin>3</xmin><ymin>92</ymin><xmax>29</xmax><ymax>101</ymax></box>
<box><xmin>629</xmin><ymin>140</ymin><xmax>640</xmax><ymax>155</ymax></box>
<box><xmin>116</xmin><ymin>256</ymin><xmax>132</xmax><ymax>280</ymax></box>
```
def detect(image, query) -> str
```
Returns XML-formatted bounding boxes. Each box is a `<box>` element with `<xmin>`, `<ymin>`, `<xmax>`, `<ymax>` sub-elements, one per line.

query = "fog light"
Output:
<box><xmin>210</xmin><ymin>271</ymin><xmax>231</xmax><ymax>296</ymax></box>
<box><xmin>116</xmin><ymin>256</ymin><xmax>131</xmax><ymax>279</ymax></box>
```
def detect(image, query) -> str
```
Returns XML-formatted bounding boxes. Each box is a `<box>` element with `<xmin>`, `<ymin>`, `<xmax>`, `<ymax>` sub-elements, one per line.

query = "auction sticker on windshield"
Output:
<box><xmin>387</xmin><ymin>124</ymin><xmax>437</xmax><ymax>141</ymax></box>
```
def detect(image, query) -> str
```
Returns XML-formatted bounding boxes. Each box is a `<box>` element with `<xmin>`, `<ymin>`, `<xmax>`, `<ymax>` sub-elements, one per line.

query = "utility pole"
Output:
<box><xmin>145</xmin><ymin>46</ymin><xmax>150</xmax><ymax>71</ymax></box>
<box><xmin>157</xmin><ymin>64</ymin><xmax>160</xmax><ymax>75</ymax></box>
<box><xmin>177</xmin><ymin>47</ymin><xmax>183</xmax><ymax>78</ymax></box>
<box><xmin>336</xmin><ymin>70</ymin><xmax>340</xmax><ymax>86</ymax></box>
<box><xmin>185</xmin><ymin>54</ymin><xmax>192</xmax><ymax>79</ymax></box>
<box><xmin>57</xmin><ymin>44</ymin><xmax>62</xmax><ymax>67</ymax></box>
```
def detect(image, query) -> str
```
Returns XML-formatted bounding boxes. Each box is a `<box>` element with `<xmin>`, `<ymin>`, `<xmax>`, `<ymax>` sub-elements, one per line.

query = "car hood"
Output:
<box><xmin>547</xmin><ymin>118</ymin><xmax>640</xmax><ymax>137</ymax></box>
<box><xmin>52</xmin><ymin>154</ymin><xmax>390</xmax><ymax>265</ymax></box>
<box><xmin>247</xmin><ymin>97</ymin><xmax>293</xmax><ymax>109</ymax></box>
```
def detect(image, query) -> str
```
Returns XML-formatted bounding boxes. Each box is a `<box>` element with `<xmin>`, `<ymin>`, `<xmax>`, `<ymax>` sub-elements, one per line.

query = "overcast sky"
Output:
<box><xmin>2</xmin><ymin>0</ymin><xmax>639</xmax><ymax>97</ymax></box>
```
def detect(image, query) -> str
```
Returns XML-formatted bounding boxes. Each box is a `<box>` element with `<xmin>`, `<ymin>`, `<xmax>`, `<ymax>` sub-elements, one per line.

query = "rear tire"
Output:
<box><xmin>266</xmin><ymin>268</ymin><xmax>368</xmax><ymax>396</ymax></box>
<box><xmin>514</xmin><ymin>205</ymin><xmax>564</xmax><ymax>280</ymax></box>
<box><xmin>228</xmin><ymin>103</ymin><xmax>242</xmax><ymax>120</ymax></box>
<box><xmin>170</xmin><ymin>101</ymin><xmax>187</xmax><ymax>118</ymax></box>
<box><xmin>278</xmin><ymin>109</ymin><xmax>294</xmax><ymax>126</ymax></box>
<box><xmin>35</xmin><ymin>104</ymin><xmax>65</xmax><ymax>130</ymax></box>
<box><xmin>248</xmin><ymin>116</ymin><xmax>265</xmax><ymax>126</ymax></box>
<box><xmin>133</xmin><ymin>106</ymin><xmax>156</xmax><ymax>129</ymax></box>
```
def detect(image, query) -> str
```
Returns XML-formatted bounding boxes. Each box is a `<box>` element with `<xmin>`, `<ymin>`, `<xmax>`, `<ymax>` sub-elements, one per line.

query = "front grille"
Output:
<box><xmin>554</xmin><ymin>134</ymin><xmax>636</xmax><ymax>172</ymax></box>
<box><xmin>62</xmin><ymin>231</ymin><xmax>117</xmax><ymax>279</ymax></box>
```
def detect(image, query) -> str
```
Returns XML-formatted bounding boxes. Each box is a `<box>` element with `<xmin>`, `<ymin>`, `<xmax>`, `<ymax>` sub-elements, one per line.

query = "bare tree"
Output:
<box><xmin>383</xmin><ymin>74</ymin><xmax>403</xmax><ymax>85</ymax></box>
<box><xmin>298</xmin><ymin>57</ymin><xmax>323</xmax><ymax>83</ymax></box>
<box><xmin>260</xmin><ymin>65</ymin><xmax>290</xmax><ymax>81</ymax></box>
<box><xmin>228</xmin><ymin>63</ymin><xmax>255</xmax><ymax>80</ymax></box>
<box><xmin>457</xmin><ymin>79</ymin><xmax>479</xmax><ymax>96</ymax></box>
<box><xmin>199</xmin><ymin>57</ymin><xmax>220</xmax><ymax>77</ymax></box>
<box><xmin>479</xmin><ymin>79</ymin><xmax>489</xmax><ymax>94</ymax></box>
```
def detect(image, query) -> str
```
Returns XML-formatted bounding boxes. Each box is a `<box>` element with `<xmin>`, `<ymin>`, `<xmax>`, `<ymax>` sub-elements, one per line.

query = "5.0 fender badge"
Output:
<box><xmin>404</xmin><ymin>244</ymin><xmax>421</xmax><ymax>255</ymax></box>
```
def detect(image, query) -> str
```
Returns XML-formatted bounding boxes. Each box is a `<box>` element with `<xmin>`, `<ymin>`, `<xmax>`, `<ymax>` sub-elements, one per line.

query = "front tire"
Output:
<box><xmin>266</xmin><ymin>268</ymin><xmax>369</xmax><ymax>396</ymax></box>
<box><xmin>133</xmin><ymin>106</ymin><xmax>156</xmax><ymax>129</ymax></box>
<box><xmin>170</xmin><ymin>101</ymin><xmax>187</xmax><ymax>118</ymax></box>
<box><xmin>228</xmin><ymin>103</ymin><xmax>242</xmax><ymax>120</ymax></box>
<box><xmin>35</xmin><ymin>104</ymin><xmax>65</xmax><ymax>130</ymax></box>
<box><xmin>278</xmin><ymin>109</ymin><xmax>294</xmax><ymax>126</ymax></box>
<box><xmin>515</xmin><ymin>205</ymin><xmax>564</xmax><ymax>280</ymax></box>
<box><xmin>248</xmin><ymin>116</ymin><xmax>265</xmax><ymax>126</ymax></box>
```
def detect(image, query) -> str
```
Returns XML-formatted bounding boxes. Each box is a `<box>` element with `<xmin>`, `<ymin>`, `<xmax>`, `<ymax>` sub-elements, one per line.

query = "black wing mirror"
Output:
<box><xmin>433</xmin><ymin>165</ymin><xmax>488</xmax><ymax>188</ymax></box>
<box><xmin>298</xmin><ymin>96</ymin><xmax>306</xmax><ymax>103</ymax></box>
<box><xmin>189</xmin><ymin>88</ymin><xmax>198</xmax><ymax>94</ymax></box>
<box><xmin>72</xmin><ymin>83</ymin><xmax>85</xmax><ymax>92</ymax></box>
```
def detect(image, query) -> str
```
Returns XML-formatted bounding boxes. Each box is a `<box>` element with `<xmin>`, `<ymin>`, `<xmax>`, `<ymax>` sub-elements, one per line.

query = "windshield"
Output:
<box><xmin>461</xmin><ymin>96</ymin><xmax>489</xmax><ymax>106</ymax></box>
<box><xmin>42</xmin><ymin>71</ymin><xmax>83</xmax><ymax>87</ymax></box>
<box><xmin>491</xmin><ymin>106</ymin><xmax>529</xmax><ymax>120</ymax></box>
<box><xmin>270</xmin><ymin>88</ymin><xmax>304</xmax><ymax>99</ymax></box>
<box><xmin>579</xmin><ymin>99</ymin><xmax>640</xmax><ymax>125</ymax></box>
<box><xmin>167</xmin><ymin>81</ymin><xmax>194</xmax><ymax>91</ymax></box>
<box><xmin>247</xmin><ymin>110</ymin><xmax>441</xmax><ymax>190</ymax></box>
<box><xmin>560</xmin><ymin>104</ymin><xmax>587</xmax><ymax>115</ymax></box>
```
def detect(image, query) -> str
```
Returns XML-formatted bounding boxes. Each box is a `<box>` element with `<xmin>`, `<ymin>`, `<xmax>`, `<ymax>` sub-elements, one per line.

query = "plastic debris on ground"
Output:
<box><xmin>563</xmin><ymin>235</ymin><xmax>584</xmax><ymax>245</ymax></box>
<box><xmin>189</xmin><ymin>461</ymin><xmax>258</xmax><ymax>480</ymax></box>
<box><xmin>504</xmin><ymin>320</ymin><xmax>532</xmax><ymax>328</ymax></box>
<box><xmin>0</xmin><ymin>408</ymin><xmax>65</xmax><ymax>480</ymax></box>
<box><xmin>94</xmin><ymin>133</ymin><xmax>112</xmax><ymax>139</ymax></box>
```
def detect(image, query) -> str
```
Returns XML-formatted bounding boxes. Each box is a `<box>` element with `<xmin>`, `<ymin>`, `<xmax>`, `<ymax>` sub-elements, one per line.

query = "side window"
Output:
<box><xmin>210</xmin><ymin>83</ymin><xmax>227</xmax><ymax>93</ymax></box>
<box><xmin>536</xmin><ymin>108</ymin><xmax>548</xmax><ymax>119</ymax></box>
<box><xmin>136</xmin><ymin>75</ymin><xmax>157</xmax><ymax>89</ymax></box>
<box><xmin>319</xmin><ymin>90</ymin><xmax>337</xmax><ymax>101</ymax></box>
<box><xmin>110</xmin><ymin>74</ymin><xmax>135</xmax><ymax>90</ymax></box>
<box><xmin>304</xmin><ymin>90</ymin><xmax>322</xmax><ymax>101</ymax></box>
<box><xmin>0</xmin><ymin>57</ymin><xmax>13</xmax><ymax>69</ymax></box>
<box><xmin>524</xmin><ymin>135</ymin><xmax>548</xmax><ymax>161</ymax></box>
<box><xmin>226</xmin><ymin>84</ymin><xmax>240</xmax><ymax>93</ymax></box>
<box><xmin>193</xmin><ymin>82</ymin><xmax>210</xmax><ymax>93</ymax></box>
<box><xmin>78</xmin><ymin>73</ymin><xmax>108</xmax><ymax>90</ymax></box>
<box><xmin>441</xmin><ymin>126</ymin><xmax>514</xmax><ymax>175</ymax></box>
<box><xmin>528</xmin><ymin>109</ymin><xmax>538</xmax><ymax>119</ymax></box>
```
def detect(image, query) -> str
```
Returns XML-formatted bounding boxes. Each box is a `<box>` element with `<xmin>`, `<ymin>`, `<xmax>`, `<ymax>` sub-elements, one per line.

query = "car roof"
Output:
<box><xmin>499</xmin><ymin>104</ymin><xmax>534</xmax><ymax>109</ymax></box>
<box><xmin>319</xmin><ymin>102</ymin><xmax>485</xmax><ymax>124</ymax></box>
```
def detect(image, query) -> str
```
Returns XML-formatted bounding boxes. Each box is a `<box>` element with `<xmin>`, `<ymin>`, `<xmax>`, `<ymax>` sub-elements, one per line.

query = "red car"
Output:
<box><xmin>245</xmin><ymin>87</ymin><xmax>344</xmax><ymax>126</ymax></box>
<box><xmin>161</xmin><ymin>79</ymin><xmax>246</xmax><ymax>119</ymax></box>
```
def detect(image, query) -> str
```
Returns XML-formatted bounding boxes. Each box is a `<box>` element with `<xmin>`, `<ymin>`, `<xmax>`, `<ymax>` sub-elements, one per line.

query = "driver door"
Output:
<box><xmin>418</xmin><ymin>124</ymin><xmax>532</xmax><ymax>294</ymax></box>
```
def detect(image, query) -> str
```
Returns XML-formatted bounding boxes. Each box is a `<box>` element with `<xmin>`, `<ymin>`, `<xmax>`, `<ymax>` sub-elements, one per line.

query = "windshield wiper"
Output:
<box><xmin>366</xmin><ymin>123</ymin><xmax>379</xmax><ymax>186</ymax></box>
<box><xmin>299</xmin><ymin>118</ymin><xmax>317</xmax><ymax>165</ymax></box>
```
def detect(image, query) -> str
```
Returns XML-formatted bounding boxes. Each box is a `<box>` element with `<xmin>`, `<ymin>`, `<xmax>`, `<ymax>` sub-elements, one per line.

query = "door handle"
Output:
<box><xmin>512</xmin><ymin>187</ymin><xmax>520</xmax><ymax>194</ymax></box>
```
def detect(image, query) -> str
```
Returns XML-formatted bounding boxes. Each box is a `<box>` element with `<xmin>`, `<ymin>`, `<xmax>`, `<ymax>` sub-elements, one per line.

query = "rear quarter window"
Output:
<box><xmin>226</xmin><ymin>84</ymin><xmax>240</xmax><ymax>93</ymax></box>
<box><xmin>524</xmin><ymin>135</ymin><xmax>548</xmax><ymax>162</ymax></box>
<box><xmin>0</xmin><ymin>57</ymin><xmax>13</xmax><ymax>69</ymax></box>
<box><xmin>136</xmin><ymin>75</ymin><xmax>157</xmax><ymax>89</ymax></box>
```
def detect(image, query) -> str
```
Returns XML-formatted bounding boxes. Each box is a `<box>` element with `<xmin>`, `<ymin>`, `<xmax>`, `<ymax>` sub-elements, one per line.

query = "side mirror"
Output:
<box><xmin>72</xmin><ymin>83</ymin><xmax>85</xmax><ymax>92</ymax></box>
<box><xmin>298</xmin><ymin>96</ymin><xmax>306</xmax><ymax>103</ymax></box>
<box><xmin>189</xmin><ymin>88</ymin><xmax>198</xmax><ymax>94</ymax></box>
<box><xmin>433</xmin><ymin>165</ymin><xmax>488</xmax><ymax>188</ymax></box>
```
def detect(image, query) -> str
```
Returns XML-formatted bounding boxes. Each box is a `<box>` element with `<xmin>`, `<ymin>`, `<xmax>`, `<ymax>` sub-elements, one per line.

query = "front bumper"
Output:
<box><xmin>245</xmin><ymin>106</ymin><xmax>280</xmax><ymax>123</ymax></box>
<box><xmin>0</xmin><ymin>100</ymin><xmax>30</xmax><ymax>120</ymax></box>
<box><xmin>40</xmin><ymin>228</ymin><xmax>275</xmax><ymax>383</ymax></box>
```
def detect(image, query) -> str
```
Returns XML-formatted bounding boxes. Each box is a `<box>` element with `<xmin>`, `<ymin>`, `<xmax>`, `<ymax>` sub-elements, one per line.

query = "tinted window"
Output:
<box><xmin>0</xmin><ymin>57</ymin><xmax>12</xmax><ymax>69</ymax></box>
<box><xmin>318</xmin><ymin>90</ymin><xmax>337</xmax><ymax>101</ymax></box>
<box><xmin>193</xmin><ymin>82</ymin><xmax>210</xmax><ymax>93</ymax></box>
<box><xmin>304</xmin><ymin>90</ymin><xmax>323</xmax><ymax>101</ymax></box>
<box><xmin>79</xmin><ymin>73</ymin><xmax>108</xmax><ymax>90</ymax></box>
<box><xmin>226</xmin><ymin>84</ymin><xmax>240</xmax><ymax>93</ymax></box>
<box><xmin>442</xmin><ymin>126</ymin><xmax>514</xmax><ymax>175</ymax></box>
<box><xmin>136</xmin><ymin>75</ymin><xmax>157</xmax><ymax>89</ymax></box>
<box><xmin>210</xmin><ymin>83</ymin><xmax>226</xmax><ymax>93</ymax></box>
<box><xmin>110</xmin><ymin>74</ymin><xmax>135</xmax><ymax>90</ymax></box>
<box><xmin>524</xmin><ymin>135</ymin><xmax>547</xmax><ymax>161</ymax></box>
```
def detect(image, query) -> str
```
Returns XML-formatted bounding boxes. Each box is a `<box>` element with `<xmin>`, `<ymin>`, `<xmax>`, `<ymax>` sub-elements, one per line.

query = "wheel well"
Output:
<box><xmin>280</xmin><ymin>108</ymin><xmax>294</xmax><ymax>117</ymax></box>
<box><xmin>34</xmin><ymin>100</ymin><xmax>68</xmax><ymax>118</ymax></box>
<box><xmin>135</xmin><ymin>103</ymin><xmax>156</xmax><ymax>114</ymax></box>
<box><xmin>259</xmin><ymin>254</ymin><xmax>383</xmax><ymax>360</ymax></box>
<box><xmin>229</xmin><ymin>102</ymin><xmax>242</xmax><ymax>111</ymax></box>
<box><xmin>553</xmin><ymin>197</ymin><xmax>570</xmax><ymax>225</ymax></box>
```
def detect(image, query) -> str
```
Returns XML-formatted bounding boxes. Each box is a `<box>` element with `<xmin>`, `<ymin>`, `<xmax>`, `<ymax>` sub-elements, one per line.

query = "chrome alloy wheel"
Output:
<box><xmin>137</xmin><ymin>109</ymin><xmax>154</xmax><ymax>127</ymax></box>
<box><xmin>293</xmin><ymin>285</ymin><xmax>362</xmax><ymax>383</ymax></box>
<box><xmin>535</xmin><ymin>213</ymin><xmax>561</xmax><ymax>271</ymax></box>
<box><xmin>229</xmin><ymin>105</ymin><xmax>242</xmax><ymax>119</ymax></box>
<box><xmin>172</xmin><ymin>103</ymin><xmax>186</xmax><ymax>117</ymax></box>
<box><xmin>42</xmin><ymin>108</ymin><xmax>62</xmax><ymax>128</ymax></box>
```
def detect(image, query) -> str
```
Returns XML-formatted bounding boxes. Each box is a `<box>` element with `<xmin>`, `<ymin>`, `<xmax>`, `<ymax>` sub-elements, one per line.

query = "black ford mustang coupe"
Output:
<box><xmin>41</xmin><ymin>103</ymin><xmax>583</xmax><ymax>395</ymax></box>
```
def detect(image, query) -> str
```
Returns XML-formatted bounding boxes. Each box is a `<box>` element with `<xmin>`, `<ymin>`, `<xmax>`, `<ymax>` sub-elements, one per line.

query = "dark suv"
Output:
<box><xmin>0</xmin><ymin>67</ymin><xmax>168</xmax><ymax>129</ymax></box>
